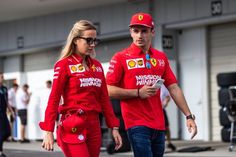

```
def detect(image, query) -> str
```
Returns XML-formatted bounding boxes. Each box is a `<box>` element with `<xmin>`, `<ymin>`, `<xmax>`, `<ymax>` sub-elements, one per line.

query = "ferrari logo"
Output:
<box><xmin>91</xmin><ymin>64</ymin><xmax>96</xmax><ymax>72</ymax></box>
<box><xmin>138</xmin><ymin>15</ymin><xmax>143</xmax><ymax>21</ymax></box>
<box><xmin>71</xmin><ymin>127</ymin><xmax>77</xmax><ymax>133</ymax></box>
<box><xmin>150</xmin><ymin>58</ymin><xmax>157</xmax><ymax>67</ymax></box>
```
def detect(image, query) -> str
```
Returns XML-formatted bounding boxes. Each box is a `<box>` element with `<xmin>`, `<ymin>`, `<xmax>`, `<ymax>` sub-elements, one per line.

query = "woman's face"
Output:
<box><xmin>74</xmin><ymin>29</ymin><xmax>98</xmax><ymax>57</ymax></box>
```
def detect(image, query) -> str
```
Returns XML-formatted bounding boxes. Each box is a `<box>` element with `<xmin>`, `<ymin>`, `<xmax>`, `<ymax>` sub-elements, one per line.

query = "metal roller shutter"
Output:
<box><xmin>210</xmin><ymin>22</ymin><xmax>236</xmax><ymax>140</ymax></box>
<box><xmin>24</xmin><ymin>48</ymin><xmax>60</xmax><ymax>72</ymax></box>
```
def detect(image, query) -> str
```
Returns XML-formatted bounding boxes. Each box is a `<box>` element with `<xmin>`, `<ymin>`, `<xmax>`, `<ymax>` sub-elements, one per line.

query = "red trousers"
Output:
<box><xmin>57</xmin><ymin>113</ymin><xmax>102</xmax><ymax>157</ymax></box>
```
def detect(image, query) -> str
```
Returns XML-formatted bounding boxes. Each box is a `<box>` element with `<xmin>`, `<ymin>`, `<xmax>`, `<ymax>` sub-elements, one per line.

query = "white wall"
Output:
<box><xmin>178</xmin><ymin>27</ymin><xmax>209</xmax><ymax>140</ymax></box>
<box><xmin>26</xmin><ymin>69</ymin><xmax>55</xmax><ymax>139</ymax></box>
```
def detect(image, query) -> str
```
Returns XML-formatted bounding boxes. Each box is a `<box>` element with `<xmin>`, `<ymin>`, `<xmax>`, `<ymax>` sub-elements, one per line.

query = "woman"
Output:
<box><xmin>39</xmin><ymin>20</ymin><xmax>122</xmax><ymax>157</ymax></box>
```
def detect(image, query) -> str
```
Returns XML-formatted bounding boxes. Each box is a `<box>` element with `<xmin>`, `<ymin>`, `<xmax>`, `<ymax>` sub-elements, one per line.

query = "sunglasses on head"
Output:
<box><xmin>145</xmin><ymin>54</ymin><xmax>151</xmax><ymax>69</ymax></box>
<box><xmin>78</xmin><ymin>36</ymin><xmax>100</xmax><ymax>45</ymax></box>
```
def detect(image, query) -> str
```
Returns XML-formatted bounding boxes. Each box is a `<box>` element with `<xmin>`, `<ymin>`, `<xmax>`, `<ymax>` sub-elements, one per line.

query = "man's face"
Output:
<box><xmin>130</xmin><ymin>26</ymin><xmax>154</xmax><ymax>48</ymax></box>
<box><xmin>23</xmin><ymin>86</ymin><xmax>28</xmax><ymax>92</ymax></box>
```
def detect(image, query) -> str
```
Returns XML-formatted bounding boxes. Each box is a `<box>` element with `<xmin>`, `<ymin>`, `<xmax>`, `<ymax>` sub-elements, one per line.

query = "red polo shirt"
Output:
<box><xmin>106</xmin><ymin>43</ymin><xmax>177</xmax><ymax>130</ymax></box>
<box><xmin>39</xmin><ymin>53</ymin><xmax>119</xmax><ymax>132</ymax></box>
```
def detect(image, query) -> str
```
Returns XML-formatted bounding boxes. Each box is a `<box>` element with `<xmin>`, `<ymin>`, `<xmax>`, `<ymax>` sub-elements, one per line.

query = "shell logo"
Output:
<box><xmin>71</xmin><ymin>65</ymin><xmax>77</xmax><ymax>72</ymax></box>
<box><xmin>71</xmin><ymin>127</ymin><xmax>77</xmax><ymax>133</ymax></box>
<box><xmin>138</xmin><ymin>15</ymin><xmax>144</xmax><ymax>21</ymax></box>
<box><xmin>137</xmin><ymin>59</ymin><xmax>143</xmax><ymax>66</ymax></box>
<box><xmin>128</xmin><ymin>60</ymin><xmax>136</xmax><ymax>68</ymax></box>
<box><xmin>78</xmin><ymin>65</ymin><xmax>84</xmax><ymax>71</ymax></box>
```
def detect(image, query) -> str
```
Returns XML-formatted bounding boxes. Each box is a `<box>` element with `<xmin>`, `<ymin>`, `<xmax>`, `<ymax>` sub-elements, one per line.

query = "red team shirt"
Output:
<box><xmin>40</xmin><ymin>53</ymin><xmax>119</xmax><ymax>132</ymax></box>
<box><xmin>106</xmin><ymin>43</ymin><xmax>177</xmax><ymax>130</ymax></box>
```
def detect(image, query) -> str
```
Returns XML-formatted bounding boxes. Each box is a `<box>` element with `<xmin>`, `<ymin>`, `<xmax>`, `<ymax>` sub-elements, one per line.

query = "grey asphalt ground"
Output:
<box><xmin>3</xmin><ymin>140</ymin><xmax>236</xmax><ymax>157</ymax></box>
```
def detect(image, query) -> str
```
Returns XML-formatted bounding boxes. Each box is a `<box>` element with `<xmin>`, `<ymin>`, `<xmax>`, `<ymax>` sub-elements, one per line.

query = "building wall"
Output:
<box><xmin>0</xmin><ymin>1</ymin><xmax>149</xmax><ymax>55</ymax></box>
<box><xmin>154</xmin><ymin>0</ymin><xmax>236</xmax><ymax>141</ymax></box>
<box><xmin>155</xmin><ymin>0</ymin><xmax>236</xmax><ymax>25</ymax></box>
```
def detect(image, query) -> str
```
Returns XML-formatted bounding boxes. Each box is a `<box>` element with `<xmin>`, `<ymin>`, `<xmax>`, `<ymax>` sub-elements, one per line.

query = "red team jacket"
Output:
<box><xmin>106</xmin><ymin>43</ymin><xmax>177</xmax><ymax>130</ymax></box>
<box><xmin>39</xmin><ymin>53</ymin><xmax>119</xmax><ymax>132</ymax></box>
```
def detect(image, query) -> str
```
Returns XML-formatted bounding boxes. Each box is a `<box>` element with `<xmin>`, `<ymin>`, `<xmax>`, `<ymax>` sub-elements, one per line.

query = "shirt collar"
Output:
<box><xmin>128</xmin><ymin>43</ymin><xmax>154</xmax><ymax>56</ymax></box>
<box><xmin>72</xmin><ymin>53</ymin><xmax>93</xmax><ymax>66</ymax></box>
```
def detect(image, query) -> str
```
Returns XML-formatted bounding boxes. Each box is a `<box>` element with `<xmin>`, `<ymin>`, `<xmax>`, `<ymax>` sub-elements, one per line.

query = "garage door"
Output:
<box><xmin>96</xmin><ymin>38</ymin><xmax>132</xmax><ymax>63</ymax></box>
<box><xmin>210</xmin><ymin>22</ymin><xmax>236</xmax><ymax>141</ymax></box>
<box><xmin>24</xmin><ymin>48</ymin><xmax>61</xmax><ymax>71</ymax></box>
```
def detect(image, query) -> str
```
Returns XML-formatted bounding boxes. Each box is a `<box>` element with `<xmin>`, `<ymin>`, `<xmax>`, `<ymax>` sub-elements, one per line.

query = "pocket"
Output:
<box><xmin>60</xmin><ymin>114</ymin><xmax>86</xmax><ymax>144</ymax></box>
<box><xmin>56</xmin><ymin>126</ymin><xmax>62</xmax><ymax>146</ymax></box>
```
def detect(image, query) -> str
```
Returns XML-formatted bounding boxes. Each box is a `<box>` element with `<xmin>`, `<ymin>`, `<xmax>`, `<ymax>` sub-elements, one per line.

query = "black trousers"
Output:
<box><xmin>0</xmin><ymin>112</ymin><xmax>11</xmax><ymax>151</ymax></box>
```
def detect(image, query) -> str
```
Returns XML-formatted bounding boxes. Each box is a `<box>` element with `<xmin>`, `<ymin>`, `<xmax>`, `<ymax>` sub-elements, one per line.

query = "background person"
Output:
<box><xmin>0</xmin><ymin>72</ymin><xmax>12</xmax><ymax>157</ymax></box>
<box><xmin>39</xmin><ymin>20</ymin><xmax>122</xmax><ymax>157</ymax></box>
<box><xmin>16</xmin><ymin>84</ymin><xmax>31</xmax><ymax>143</ymax></box>
<box><xmin>7</xmin><ymin>83</ymin><xmax>18</xmax><ymax>142</ymax></box>
<box><xmin>160</xmin><ymin>85</ymin><xmax>176</xmax><ymax>151</ymax></box>
<box><xmin>106</xmin><ymin>12</ymin><xmax>197</xmax><ymax>157</ymax></box>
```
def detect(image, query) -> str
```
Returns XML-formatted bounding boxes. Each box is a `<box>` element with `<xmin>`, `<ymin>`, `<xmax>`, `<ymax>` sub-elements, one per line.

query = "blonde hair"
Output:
<box><xmin>59</xmin><ymin>20</ymin><xmax>97</xmax><ymax>60</ymax></box>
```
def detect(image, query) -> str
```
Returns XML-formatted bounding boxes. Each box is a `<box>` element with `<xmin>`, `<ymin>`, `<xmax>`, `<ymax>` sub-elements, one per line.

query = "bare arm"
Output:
<box><xmin>167</xmin><ymin>83</ymin><xmax>191</xmax><ymax>116</ymax></box>
<box><xmin>167</xmin><ymin>83</ymin><xmax>197</xmax><ymax>139</ymax></box>
<box><xmin>107</xmin><ymin>85</ymin><xmax>158</xmax><ymax>100</ymax></box>
<box><xmin>107</xmin><ymin>85</ymin><xmax>138</xmax><ymax>99</ymax></box>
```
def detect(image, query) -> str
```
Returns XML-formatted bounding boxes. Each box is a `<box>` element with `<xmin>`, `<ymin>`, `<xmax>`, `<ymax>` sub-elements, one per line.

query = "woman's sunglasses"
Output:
<box><xmin>78</xmin><ymin>36</ymin><xmax>100</xmax><ymax>46</ymax></box>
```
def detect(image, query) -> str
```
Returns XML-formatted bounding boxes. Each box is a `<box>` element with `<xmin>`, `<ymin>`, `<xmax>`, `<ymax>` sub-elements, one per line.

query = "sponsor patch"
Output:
<box><xmin>158</xmin><ymin>59</ymin><xmax>165</xmax><ymax>67</ymax></box>
<box><xmin>126</xmin><ymin>58</ymin><xmax>145</xmax><ymax>69</ymax></box>
<box><xmin>69</xmin><ymin>64</ymin><xmax>85</xmax><ymax>73</ymax></box>
<box><xmin>80</xmin><ymin>78</ymin><xmax>102</xmax><ymax>87</ymax></box>
<box><xmin>138</xmin><ymin>14</ymin><xmax>144</xmax><ymax>21</ymax></box>
<box><xmin>135</xmin><ymin>75</ymin><xmax>161</xmax><ymax>86</ymax></box>
<box><xmin>150</xmin><ymin>58</ymin><xmax>157</xmax><ymax>67</ymax></box>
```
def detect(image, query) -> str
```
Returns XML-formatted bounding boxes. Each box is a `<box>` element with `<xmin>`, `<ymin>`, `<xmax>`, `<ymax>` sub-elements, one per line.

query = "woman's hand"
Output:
<box><xmin>112</xmin><ymin>129</ymin><xmax>123</xmax><ymax>150</ymax></box>
<box><xmin>42</xmin><ymin>131</ymin><xmax>54</xmax><ymax>151</ymax></box>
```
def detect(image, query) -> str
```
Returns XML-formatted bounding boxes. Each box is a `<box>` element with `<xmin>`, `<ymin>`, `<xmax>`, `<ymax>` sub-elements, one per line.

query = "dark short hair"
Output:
<box><xmin>13</xmin><ymin>83</ymin><xmax>18</xmax><ymax>87</ymax></box>
<box><xmin>23</xmin><ymin>84</ymin><xmax>29</xmax><ymax>88</ymax></box>
<box><xmin>46</xmin><ymin>80</ymin><xmax>52</xmax><ymax>84</ymax></box>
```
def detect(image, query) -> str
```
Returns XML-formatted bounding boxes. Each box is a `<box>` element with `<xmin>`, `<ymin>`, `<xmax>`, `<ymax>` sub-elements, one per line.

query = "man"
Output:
<box><xmin>0</xmin><ymin>72</ymin><xmax>11</xmax><ymax>157</ymax></box>
<box><xmin>7</xmin><ymin>83</ymin><xmax>18</xmax><ymax>142</ymax></box>
<box><xmin>160</xmin><ymin>85</ymin><xmax>176</xmax><ymax>151</ymax></box>
<box><xmin>106</xmin><ymin>12</ymin><xmax>197</xmax><ymax>157</ymax></box>
<box><xmin>16</xmin><ymin>84</ymin><xmax>31</xmax><ymax>143</ymax></box>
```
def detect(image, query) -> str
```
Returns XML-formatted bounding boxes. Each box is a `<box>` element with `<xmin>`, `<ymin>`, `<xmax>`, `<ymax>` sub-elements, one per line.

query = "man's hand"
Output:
<box><xmin>186</xmin><ymin>119</ymin><xmax>197</xmax><ymax>139</ymax></box>
<box><xmin>42</xmin><ymin>131</ymin><xmax>54</xmax><ymax>151</ymax></box>
<box><xmin>139</xmin><ymin>85</ymin><xmax>158</xmax><ymax>99</ymax></box>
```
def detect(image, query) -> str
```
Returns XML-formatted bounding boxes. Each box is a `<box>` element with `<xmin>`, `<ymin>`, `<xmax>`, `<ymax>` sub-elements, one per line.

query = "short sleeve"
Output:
<box><xmin>162</xmin><ymin>55</ymin><xmax>177</xmax><ymax>87</ymax></box>
<box><xmin>106</xmin><ymin>53</ymin><xmax>124</xmax><ymax>86</ymax></box>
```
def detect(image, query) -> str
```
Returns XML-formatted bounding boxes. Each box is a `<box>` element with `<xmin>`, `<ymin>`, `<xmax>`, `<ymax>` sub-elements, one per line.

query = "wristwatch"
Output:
<box><xmin>186</xmin><ymin>114</ymin><xmax>195</xmax><ymax>120</ymax></box>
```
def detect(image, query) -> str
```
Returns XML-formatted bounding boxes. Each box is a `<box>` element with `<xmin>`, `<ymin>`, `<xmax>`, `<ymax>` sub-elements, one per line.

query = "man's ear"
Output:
<box><xmin>129</xmin><ymin>27</ymin><xmax>132</xmax><ymax>33</ymax></box>
<box><xmin>151</xmin><ymin>29</ymin><xmax>155</xmax><ymax>37</ymax></box>
<box><xmin>151</xmin><ymin>28</ymin><xmax>155</xmax><ymax>34</ymax></box>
